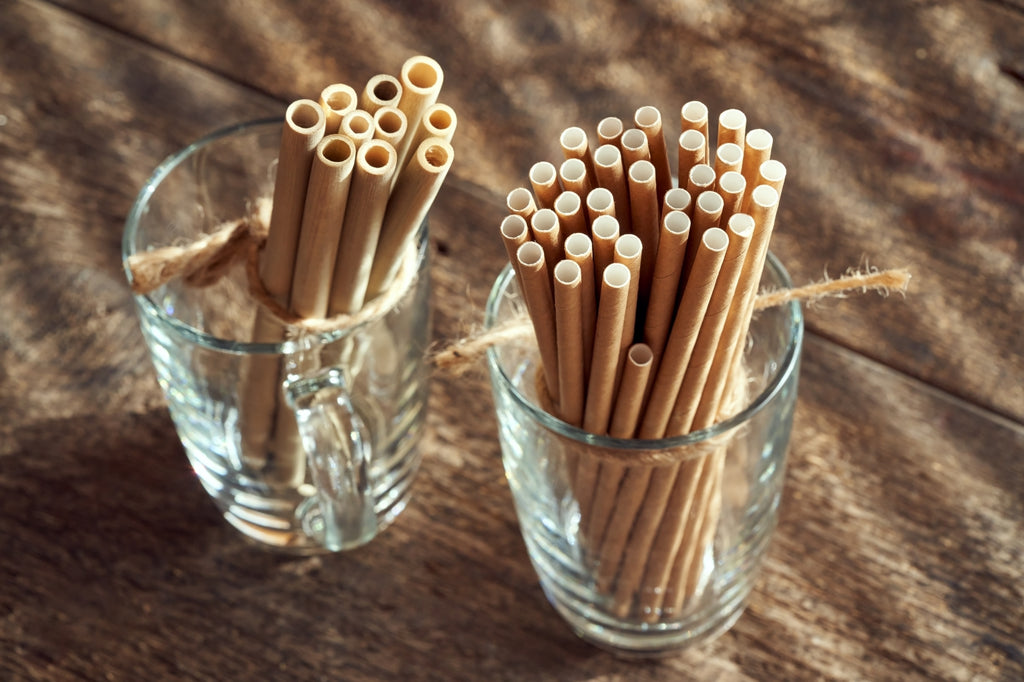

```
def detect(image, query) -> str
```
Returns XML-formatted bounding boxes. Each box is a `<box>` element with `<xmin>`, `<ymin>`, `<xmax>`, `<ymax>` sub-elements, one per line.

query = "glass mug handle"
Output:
<box><xmin>284</xmin><ymin>366</ymin><xmax>377</xmax><ymax>551</ymax></box>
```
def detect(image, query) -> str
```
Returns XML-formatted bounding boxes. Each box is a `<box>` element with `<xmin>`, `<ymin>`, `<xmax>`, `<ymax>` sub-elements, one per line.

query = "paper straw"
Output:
<box><xmin>506</xmin><ymin>187</ymin><xmax>537</xmax><ymax>221</ymax></box>
<box><xmin>554</xmin><ymin>190</ymin><xmax>587</xmax><ymax>237</ymax></box>
<box><xmin>560</xmin><ymin>126</ymin><xmax>597</xmax><ymax>186</ymax></box>
<box><xmin>367</xmin><ymin>138</ymin><xmax>453</xmax><ymax>298</ymax></box>
<box><xmin>529</xmin><ymin>161</ymin><xmax>562</xmax><ymax>210</ymax></box>
<box><xmin>289</xmin><ymin>135</ymin><xmax>356</xmax><ymax>318</ymax></box>
<box><xmin>613</xmin><ymin>234</ymin><xmax>643</xmax><ymax>365</ymax></box>
<box><xmin>559</xmin><ymin>158</ymin><xmax>593</xmax><ymax>199</ymax></box>
<box><xmin>685</xmin><ymin>163</ymin><xmax>716</xmax><ymax>198</ymax></box>
<box><xmin>634</xmin><ymin>106</ymin><xmax>672</xmax><ymax>202</ymax></box>
<box><xmin>582</xmin><ymin>263</ymin><xmax>632</xmax><ymax>435</ymax></box>
<box><xmin>740</xmin><ymin>128</ymin><xmax>773</xmax><ymax>190</ymax></box>
<box><xmin>680</xmin><ymin>101</ymin><xmax>710</xmax><ymax>163</ymax></box>
<box><xmin>684</xmin><ymin>190</ymin><xmax>725</xmax><ymax>284</ymax></box>
<box><xmin>319</xmin><ymin>83</ymin><xmax>358</xmax><ymax>134</ymax></box>
<box><xmin>359</xmin><ymin>74</ymin><xmax>403</xmax><ymax>115</ymax></box>
<box><xmin>564</xmin><ymin>232</ymin><xmax>598</xmax><ymax>379</ymax></box>
<box><xmin>627</xmin><ymin>159</ymin><xmax>659</xmax><ymax>299</ymax></box>
<box><xmin>620</xmin><ymin>128</ymin><xmax>651</xmax><ymax>170</ymax></box>
<box><xmin>516</xmin><ymin>242</ymin><xmax>560</xmax><ymax>405</ymax></box>
<box><xmin>395</xmin><ymin>55</ymin><xmax>444</xmax><ymax>172</ymax></box>
<box><xmin>530</xmin><ymin>208</ymin><xmax>562</xmax><ymax>280</ymax></box>
<box><xmin>590</xmin><ymin>214</ymin><xmax>620</xmax><ymax>283</ymax></box>
<box><xmin>586</xmin><ymin>187</ymin><xmax>616</xmax><ymax>225</ymax></box>
<box><xmin>717</xmin><ymin>108</ymin><xmax>746</xmax><ymax>149</ymax></box>
<box><xmin>553</xmin><ymin>259</ymin><xmax>586</xmax><ymax>427</ymax></box>
<box><xmin>593</xmin><ymin>144</ymin><xmax>632</xmax><ymax>234</ymax></box>
<box><xmin>372</xmin><ymin>105</ymin><xmax>408</xmax><ymax>151</ymax></box>
<box><xmin>339</xmin><ymin>109</ymin><xmax>375</xmax><ymax>150</ymax></box>
<box><xmin>261</xmin><ymin>99</ymin><xmax>326</xmax><ymax>307</ymax></box>
<box><xmin>759</xmin><ymin>159</ymin><xmax>787</xmax><ymax>197</ymax></box>
<box><xmin>499</xmin><ymin>214</ymin><xmax>530</xmax><ymax>275</ymax></box>
<box><xmin>713</xmin><ymin>142</ymin><xmax>743</xmax><ymax>178</ymax></box>
<box><xmin>642</xmin><ymin>210</ymin><xmax>691</xmax><ymax>364</ymax></box>
<box><xmin>717</xmin><ymin>170</ymin><xmax>747</xmax><ymax>227</ymax></box>
<box><xmin>328</xmin><ymin>139</ymin><xmax>397</xmax><ymax>314</ymax></box>
<box><xmin>596</xmin><ymin>116</ymin><xmax>624</xmax><ymax>147</ymax></box>
<box><xmin>677</xmin><ymin>129</ymin><xmax>706</xmax><ymax>202</ymax></box>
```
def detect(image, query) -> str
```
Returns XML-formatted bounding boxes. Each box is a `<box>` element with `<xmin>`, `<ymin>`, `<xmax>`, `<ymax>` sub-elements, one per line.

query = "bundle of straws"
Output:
<box><xmin>243</xmin><ymin>55</ymin><xmax>455</xmax><ymax>485</ymax></box>
<box><xmin>500</xmin><ymin>103</ymin><xmax>785</xmax><ymax>619</ymax></box>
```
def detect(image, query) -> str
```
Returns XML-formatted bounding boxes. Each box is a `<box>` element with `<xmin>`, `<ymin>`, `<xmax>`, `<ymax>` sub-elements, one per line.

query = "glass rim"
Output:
<box><xmin>484</xmin><ymin>252</ymin><xmax>804</xmax><ymax>450</ymax></box>
<box><xmin>121</xmin><ymin>117</ymin><xmax>425</xmax><ymax>355</ymax></box>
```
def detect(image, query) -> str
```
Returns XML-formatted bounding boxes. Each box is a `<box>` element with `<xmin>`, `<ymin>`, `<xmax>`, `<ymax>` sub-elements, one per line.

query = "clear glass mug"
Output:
<box><xmin>485</xmin><ymin>255</ymin><xmax>802</xmax><ymax>656</ymax></box>
<box><xmin>123</xmin><ymin>119</ymin><xmax>430</xmax><ymax>553</ymax></box>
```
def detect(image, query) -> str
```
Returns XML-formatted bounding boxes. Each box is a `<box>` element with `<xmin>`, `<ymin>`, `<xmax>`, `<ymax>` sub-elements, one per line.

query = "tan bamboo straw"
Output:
<box><xmin>516</xmin><ymin>242</ymin><xmax>560</xmax><ymax>405</ymax></box>
<box><xmin>289</xmin><ymin>135</ymin><xmax>356</xmax><ymax>319</ymax></box>
<box><xmin>499</xmin><ymin>214</ymin><xmax>530</xmax><ymax>275</ymax></box>
<box><xmin>560</xmin><ymin>126</ymin><xmax>597</xmax><ymax>185</ymax></box>
<box><xmin>367</xmin><ymin>138</ymin><xmax>454</xmax><ymax>298</ymax></box>
<box><xmin>677</xmin><ymin>129</ymin><xmax>706</xmax><ymax>199</ymax></box>
<box><xmin>596</xmin><ymin>116</ymin><xmax>624</xmax><ymax>147</ymax></box>
<box><xmin>642</xmin><ymin>210</ymin><xmax>691</xmax><ymax>364</ymax></box>
<box><xmin>406</xmin><ymin>102</ymin><xmax>458</xmax><ymax>155</ymax></box>
<box><xmin>554</xmin><ymin>191</ymin><xmax>587</xmax><ymax>237</ymax></box>
<box><xmin>713</xmin><ymin>142</ymin><xmax>743</xmax><ymax>178</ymax></box>
<box><xmin>395</xmin><ymin>55</ymin><xmax>444</xmax><ymax>172</ymax></box>
<box><xmin>680</xmin><ymin>101</ymin><xmax>710</xmax><ymax>163</ymax></box>
<box><xmin>559</xmin><ymin>158</ymin><xmax>593</xmax><ymax>200</ymax></box>
<box><xmin>740</xmin><ymin>128</ymin><xmax>773</xmax><ymax>190</ymax></box>
<box><xmin>582</xmin><ymin>263</ymin><xmax>632</xmax><ymax>435</ymax></box>
<box><xmin>359</xmin><ymin>73</ymin><xmax>403</xmax><ymax>115</ymax></box>
<box><xmin>328</xmin><ymin>139</ymin><xmax>397</xmax><ymax>314</ymax></box>
<box><xmin>339</xmin><ymin>109</ymin><xmax>375</xmax><ymax>150</ymax></box>
<box><xmin>372</xmin><ymin>106</ymin><xmax>408</xmax><ymax>151</ymax></box>
<box><xmin>506</xmin><ymin>187</ymin><xmax>537</xmax><ymax>221</ymax></box>
<box><xmin>553</xmin><ymin>259</ymin><xmax>586</xmax><ymax>427</ymax></box>
<box><xmin>529</xmin><ymin>161</ymin><xmax>562</xmax><ymax>210</ymax></box>
<box><xmin>634</xmin><ymin>106</ymin><xmax>672</xmax><ymax>202</ymax></box>
<box><xmin>627</xmin><ymin>159</ymin><xmax>659</xmax><ymax>299</ymax></box>
<box><xmin>661</xmin><ymin>187</ymin><xmax>692</xmax><ymax>223</ymax></box>
<box><xmin>613</xmin><ymin>234</ymin><xmax>643</xmax><ymax>366</ymax></box>
<box><xmin>564</xmin><ymin>232</ymin><xmax>597</xmax><ymax>378</ymax></box>
<box><xmin>590</xmin><ymin>214</ymin><xmax>620</xmax><ymax>283</ymax></box>
<box><xmin>684</xmin><ymin>190</ymin><xmax>725</xmax><ymax>283</ymax></box>
<box><xmin>717</xmin><ymin>108</ymin><xmax>747</xmax><ymax>149</ymax></box>
<box><xmin>620</xmin><ymin>128</ymin><xmax>651</xmax><ymax>170</ymax></box>
<box><xmin>717</xmin><ymin>170</ymin><xmax>747</xmax><ymax>227</ymax></box>
<box><xmin>319</xmin><ymin>83</ymin><xmax>358</xmax><ymax>134</ymax></box>
<box><xmin>585</xmin><ymin>187</ymin><xmax>616</xmax><ymax>225</ymax></box>
<box><xmin>686</xmin><ymin>163</ymin><xmax>716</xmax><ymax>198</ymax></box>
<box><xmin>593</xmin><ymin>144</ymin><xmax>632</xmax><ymax>234</ymax></box>
<box><xmin>530</xmin><ymin>209</ymin><xmax>562</xmax><ymax>280</ymax></box>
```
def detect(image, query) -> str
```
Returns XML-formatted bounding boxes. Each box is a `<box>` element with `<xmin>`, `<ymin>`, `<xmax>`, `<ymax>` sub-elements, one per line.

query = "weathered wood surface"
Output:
<box><xmin>1</xmin><ymin>0</ymin><xmax>1021</xmax><ymax>680</ymax></box>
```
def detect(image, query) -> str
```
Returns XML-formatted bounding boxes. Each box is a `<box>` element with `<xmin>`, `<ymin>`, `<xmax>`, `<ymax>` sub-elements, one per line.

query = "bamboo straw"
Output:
<box><xmin>360</xmin><ymin>74</ymin><xmax>402</xmax><ymax>116</ymax></box>
<box><xmin>685</xmin><ymin>163</ymin><xmax>716</xmax><ymax>197</ymax></box>
<box><xmin>717</xmin><ymin>108</ymin><xmax>746</xmax><ymax>149</ymax></box>
<box><xmin>529</xmin><ymin>161</ymin><xmax>562</xmax><ymax>210</ymax></box>
<box><xmin>642</xmin><ymin>210</ymin><xmax>691</xmax><ymax>364</ymax></box>
<box><xmin>339</xmin><ymin>109</ymin><xmax>375</xmax><ymax>150</ymax></box>
<box><xmin>582</xmin><ymin>263</ymin><xmax>632</xmax><ymax>435</ymax></box>
<box><xmin>516</xmin><ymin>242</ymin><xmax>561</xmax><ymax>406</ymax></box>
<box><xmin>395</xmin><ymin>55</ymin><xmax>444</xmax><ymax>172</ymax></box>
<box><xmin>506</xmin><ymin>187</ymin><xmax>537</xmax><ymax>221</ymax></box>
<box><xmin>328</xmin><ymin>139</ymin><xmax>397</xmax><ymax>314</ymax></box>
<box><xmin>559</xmin><ymin>158</ymin><xmax>593</xmax><ymax>199</ymax></box>
<box><xmin>499</xmin><ymin>214</ymin><xmax>530</xmax><ymax>275</ymax></box>
<box><xmin>661</xmin><ymin>187</ymin><xmax>692</xmax><ymax>223</ymax></box>
<box><xmin>406</xmin><ymin>102</ymin><xmax>457</xmax><ymax>152</ymax></box>
<box><xmin>620</xmin><ymin>128</ymin><xmax>651</xmax><ymax>170</ymax></box>
<box><xmin>319</xmin><ymin>83</ymin><xmax>358</xmax><ymax>134</ymax></box>
<box><xmin>564</xmin><ymin>232</ymin><xmax>597</xmax><ymax>379</ymax></box>
<box><xmin>677</xmin><ymin>129</ymin><xmax>706</xmax><ymax>203</ymax></box>
<box><xmin>596</xmin><ymin>116</ymin><xmax>624</xmax><ymax>147</ymax></box>
<box><xmin>560</xmin><ymin>126</ymin><xmax>597</xmax><ymax>185</ymax></box>
<box><xmin>372</xmin><ymin>106</ymin><xmax>408</xmax><ymax>150</ymax></box>
<box><xmin>613</xmin><ymin>234</ymin><xmax>643</xmax><ymax>367</ymax></box>
<box><xmin>289</xmin><ymin>135</ymin><xmax>356</xmax><ymax>319</ymax></box>
<box><xmin>680</xmin><ymin>101</ymin><xmax>710</xmax><ymax>163</ymax></box>
<box><xmin>590</xmin><ymin>214</ymin><xmax>620</xmax><ymax>283</ymax></box>
<box><xmin>593</xmin><ymin>144</ymin><xmax>632</xmax><ymax>234</ymax></box>
<box><xmin>367</xmin><ymin>138</ymin><xmax>454</xmax><ymax>298</ymax></box>
<box><xmin>714</xmin><ymin>142</ymin><xmax>743</xmax><ymax>178</ymax></box>
<box><xmin>684</xmin><ymin>190</ymin><xmax>724</xmax><ymax>284</ymax></box>
<box><xmin>634</xmin><ymin>106</ymin><xmax>672</xmax><ymax>202</ymax></box>
<box><xmin>553</xmin><ymin>259</ymin><xmax>586</xmax><ymax>427</ymax></box>
<box><xmin>530</xmin><ymin>209</ymin><xmax>562</xmax><ymax>280</ymax></box>
<box><xmin>554</xmin><ymin>190</ymin><xmax>587</xmax><ymax>236</ymax></box>
<box><xmin>740</xmin><ymin>128</ymin><xmax>773</xmax><ymax>190</ymax></box>
<box><xmin>717</xmin><ymin>170</ymin><xmax>747</xmax><ymax>227</ymax></box>
<box><xmin>585</xmin><ymin>187</ymin><xmax>616</xmax><ymax>225</ymax></box>
<box><xmin>627</xmin><ymin>159</ymin><xmax>659</xmax><ymax>300</ymax></box>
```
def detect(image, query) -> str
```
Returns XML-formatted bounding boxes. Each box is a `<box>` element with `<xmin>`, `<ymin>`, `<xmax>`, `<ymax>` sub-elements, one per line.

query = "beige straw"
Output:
<box><xmin>586</xmin><ymin>187</ymin><xmax>616</xmax><ymax>225</ymax></box>
<box><xmin>634</xmin><ymin>106</ymin><xmax>672</xmax><ymax>202</ymax></box>
<box><xmin>554</xmin><ymin>259</ymin><xmax>586</xmax><ymax>427</ymax></box>
<box><xmin>582</xmin><ymin>263</ymin><xmax>632</xmax><ymax>435</ymax></box>
<box><xmin>620</xmin><ymin>128</ymin><xmax>651</xmax><ymax>171</ymax></box>
<box><xmin>596</xmin><ymin>116</ymin><xmax>624</xmax><ymax>147</ymax></box>
<box><xmin>529</xmin><ymin>161</ymin><xmax>562</xmax><ymax>210</ymax></box>
<box><xmin>714</xmin><ymin>142</ymin><xmax>743</xmax><ymax>178</ymax></box>
<box><xmin>661</xmin><ymin>187</ymin><xmax>692</xmax><ymax>223</ymax></box>
<box><xmin>677</xmin><ymin>129</ymin><xmax>707</xmax><ymax>199</ymax></box>
<box><xmin>367</xmin><ymin>138</ymin><xmax>454</xmax><ymax>298</ymax></box>
<box><xmin>740</xmin><ymin>128</ymin><xmax>773</xmax><ymax>190</ymax></box>
<box><xmin>395</xmin><ymin>55</ymin><xmax>444</xmax><ymax>172</ymax></box>
<box><xmin>559</xmin><ymin>158</ymin><xmax>593</xmax><ymax>199</ymax></box>
<box><xmin>506</xmin><ymin>187</ymin><xmax>538</xmax><ymax>222</ymax></box>
<box><xmin>372</xmin><ymin>105</ymin><xmax>408</xmax><ymax>151</ymax></box>
<box><xmin>499</xmin><ymin>214</ymin><xmax>530</xmax><ymax>276</ymax></box>
<box><xmin>530</xmin><ymin>208</ymin><xmax>562</xmax><ymax>280</ymax></box>
<box><xmin>319</xmin><ymin>83</ymin><xmax>358</xmax><ymax>134</ymax></box>
<box><xmin>717</xmin><ymin>108</ymin><xmax>747</xmax><ymax>149</ymax></box>
<box><xmin>339</xmin><ymin>109</ymin><xmax>375</xmax><ymax>150</ymax></box>
<box><xmin>554</xmin><ymin>190</ymin><xmax>587</xmax><ymax>237</ymax></box>
<box><xmin>717</xmin><ymin>171</ymin><xmax>747</xmax><ymax>228</ymax></box>
<box><xmin>684</xmin><ymin>190</ymin><xmax>725</xmax><ymax>283</ymax></box>
<box><xmin>328</xmin><ymin>139</ymin><xmax>398</xmax><ymax>314</ymax></box>
<box><xmin>359</xmin><ymin>73</ymin><xmax>403</xmax><ymax>115</ymax></box>
<box><xmin>560</xmin><ymin>125</ymin><xmax>597</xmax><ymax>186</ymax></box>
<box><xmin>516</xmin><ymin>242</ymin><xmax>561</xmax><ymax>405</ymax></box>
<box><xmin>759</xmin><ymin>159</ymin><xmax>787</xmax><ymax>197</ymax></box>
<box><xmin>627</xmin><ymin>159</ymin><xmax>659</xmax><ymax>299</ymax></box>
<box><xmin>405</xmin><ymin>102</ymin><xmax>458</xmax><ymax>156</ymax></box>
<box><xmin>289</xmin><ymin>135</ymin><xmax>356</xmax><ymax>319</ymax></box>
<box><xmin>642</xmin><ymin>210</ymin><xmax>691</xmax><ymax>364</ymax></box>
<box><xmin>681</xmin><ymin>101</ymin><xmax>710</xmax><ymax>163</ymax></box>
<box><xmin>686</xmin><ymin>163</ymin><xmax>716</xmax><ymax>198</ymax></box>
<box><xmin>590</xmin><ymin>214</ymin><xmax>620</xmax><ymax>283</ymax></box>
<box><xmin>593</xmin><ymin>144</ymin><xmax>632</xmax><ymax>234</ymax></box>
<box><xmin>564</xmin><ymin>232</ymin><xmax>597</xmax><ymax>378</ymax></box>
<box><xmin>613</xmin><ymin>234</ymin><xmax>643</xmax><ymax>367</ymax></box>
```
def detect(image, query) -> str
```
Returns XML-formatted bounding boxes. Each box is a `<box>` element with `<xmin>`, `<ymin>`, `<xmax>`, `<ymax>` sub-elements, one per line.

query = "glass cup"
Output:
<box><xmin>123</xmin><ymin>119</ymin><xmax>431</xmax><ymax>553</ymax></box>
<box><xmin>485</xmin><ymin>254</ymin><xmax>803</xmax><ymax>656</ymax></box>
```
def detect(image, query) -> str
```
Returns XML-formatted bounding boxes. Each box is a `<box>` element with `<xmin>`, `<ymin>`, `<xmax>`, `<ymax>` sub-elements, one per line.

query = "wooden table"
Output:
<box><xmin>2</xmin><ymin>1</ymin><xmax>1022</xmax><ymax>679</ymax></box>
